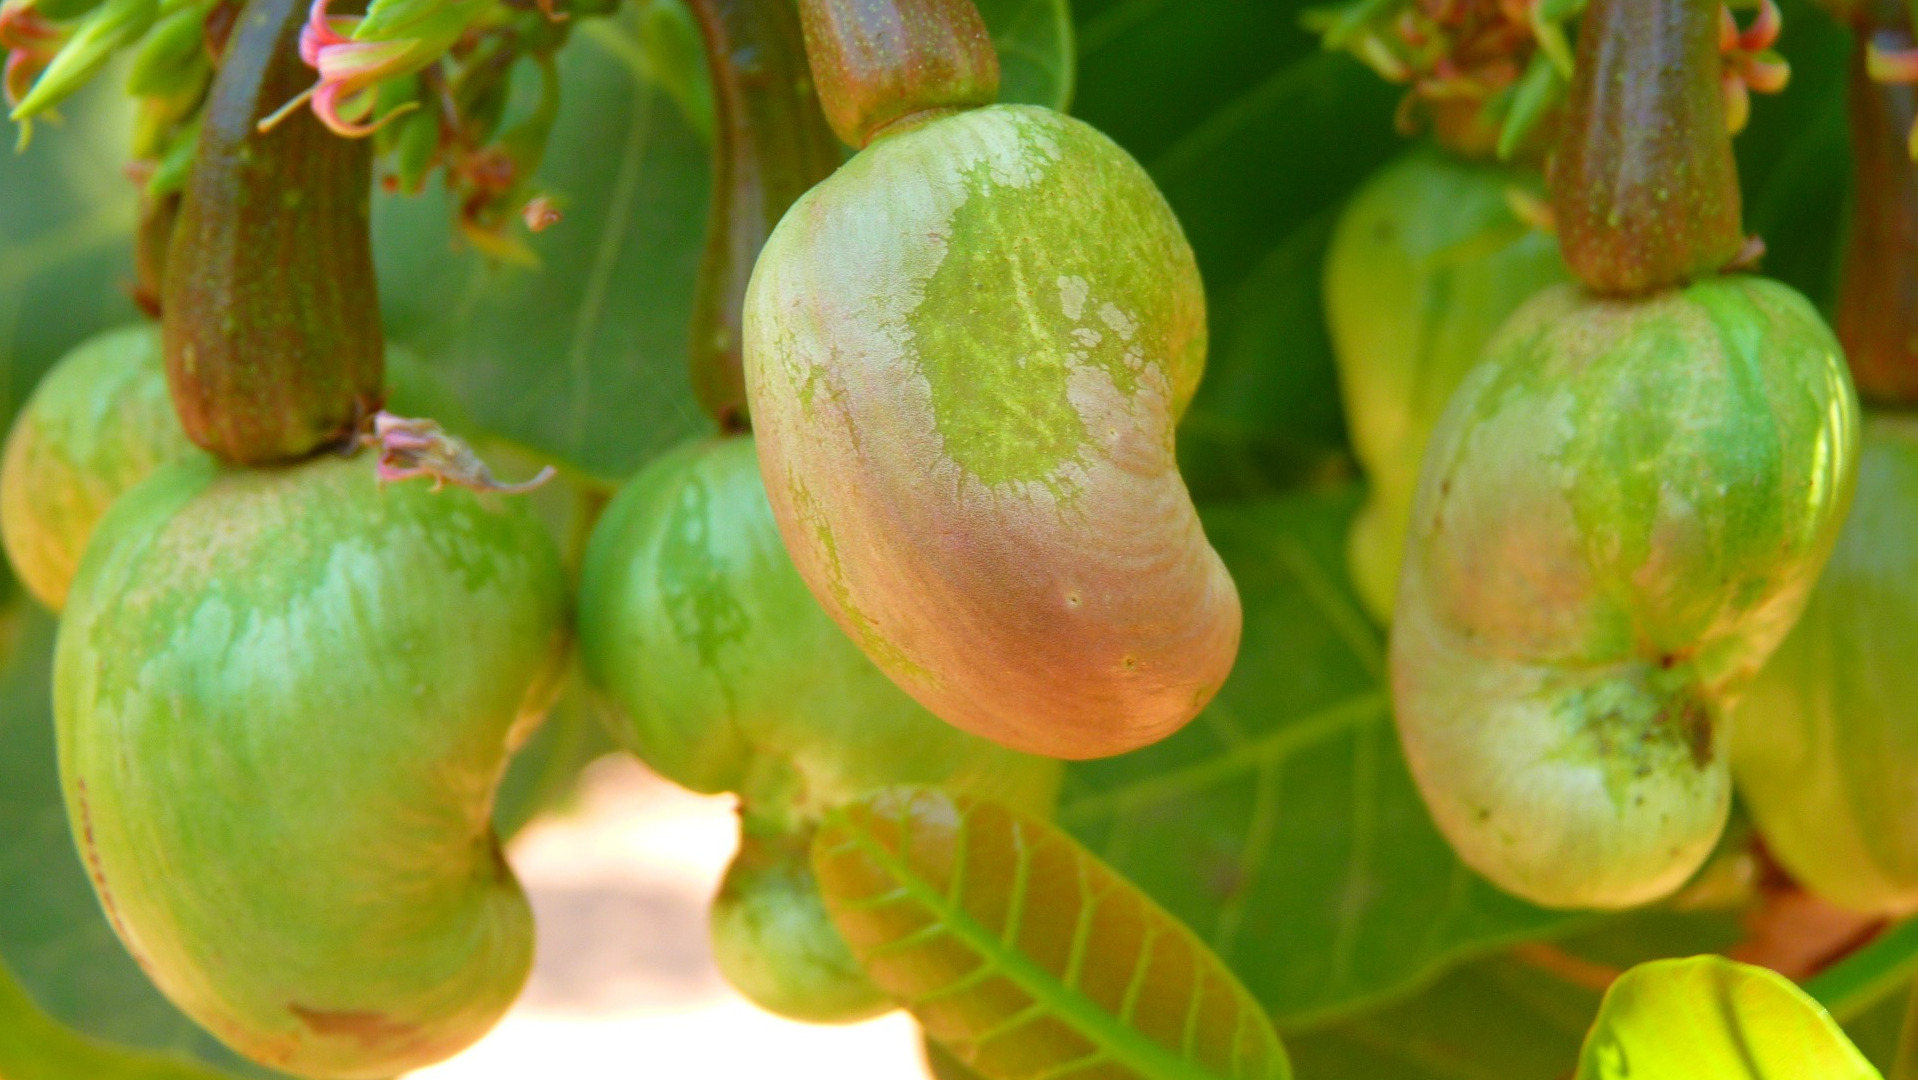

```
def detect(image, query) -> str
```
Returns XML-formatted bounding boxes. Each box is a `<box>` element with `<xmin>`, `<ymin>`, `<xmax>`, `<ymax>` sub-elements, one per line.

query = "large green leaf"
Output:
<box><xmin>815</xmin><ymin>787</ymin><xmax>1290</xmax><ymax>1080</ymax></box>
<box><xmin>374</xmin><ymin>0</ymin><xmax>1077</xmax><ymax>485</ymax></box>
<box><xmin>1283</xmin><ymin>912</ymin><xmax>1747</xmax><ymax>1079</ymax></box>
<box><xmin>1058</xmin><ymin>489</ymin><xmax>1582</xmax><ymax>1025</ymax></box>
<box><xmin>1577</xmin><ymin>957</ymin><xmax>1880</xmax><ymax>1080</ymax></box>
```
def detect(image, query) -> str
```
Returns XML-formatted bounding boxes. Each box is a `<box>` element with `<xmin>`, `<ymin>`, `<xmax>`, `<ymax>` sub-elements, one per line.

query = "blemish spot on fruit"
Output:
<box><xmin>289</xmin><ymin>1005</ymin><xmax>420</xmax><ymax>1051</ymax></box>
<box><xmin>1121</xmin><ymin>655</ymin><xmax>1139</xmax><ymax>671</ymax></box>
<box><xmin>1057</xmin><ymin>275</ymin><xmax>1090</xmax><ymax>321</ymax></box>
<box><xmin>1066</xmin><ymin>591</ymin><xmax>1082</xmax><ymax>607</ymax></box>
<box><xmin>1098</xmin><ymin>303</ymin><xmax>1139</xmax><ymax>341</ymax></box>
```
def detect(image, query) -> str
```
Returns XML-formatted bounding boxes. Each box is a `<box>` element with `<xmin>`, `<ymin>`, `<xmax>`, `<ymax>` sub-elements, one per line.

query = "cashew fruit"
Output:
<box><xmin>577</xmin><ymin>435</ymin><xmax>1059</xmax><ymax>825</ymax></box>
<box><xmin>578</xmin><ymin>434</ymin><xmax>1057</xmax><ymax>1020</ymax></box>
<box><xmin>1325</xmin><ymin>148</ymin><xmax>1568</xmax><ymax>622</ymax></box>
<box><xmin>0</xmin><ymin>324</ymin><xmax>198</xmax><ymax>611</ymax></box>
<box><xmin>1391</xmin><ymin>276</ymin><xmax>1858</xmax><ymax>909</ymax></box>
<box><xmin>1736</xmin><ymin>413</ymin><xmax>1918</xmax><ymax>914</ymax></box>
<box><xmin>743</xmin><ymin>103</ymin><xmax>1240</xmax><ymax>760</ymax></box>
<box><xmin>55</xmin><ymin>451</ymin><xmax>568</xmax><ymax>1078</ymax></box>
<box><xmin>708</xmin><ymin>826</ymin><xmax>888</xmax><ymax>1025</ymax></box>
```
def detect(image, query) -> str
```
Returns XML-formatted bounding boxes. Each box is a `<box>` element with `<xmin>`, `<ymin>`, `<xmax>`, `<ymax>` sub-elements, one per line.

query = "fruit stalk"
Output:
<box><xmin>1837</xmin><ymin>9</ymin><xmax>1918</xmax><ymax>404</ymax></box>
<box><xmin>795</xmin><ymin>0</ymin><xmax>998</xmax><ymax>148</ymax></box>
<box><xmin>686</xmin><ymin>0</ymin><xmax>843</xmax><ymax>432</ymax></box>
<box><xmin>1549</xmin><ymin>0</ymin><xmax>1746</xmax><ymax>293</ymax></box>
<box><xmin>161</xmin><ymin>0</ymin><xmax>383</xmax><ymax>464</ymax></box>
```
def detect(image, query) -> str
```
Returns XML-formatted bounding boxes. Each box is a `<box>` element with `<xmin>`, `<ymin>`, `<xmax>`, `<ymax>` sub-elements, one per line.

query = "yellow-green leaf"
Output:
<box><xmin>1578</xmin><ymin>956</ymin><xmax>1880</xmax><ymax>1080</ymax></box>
<box><xmin>813</xmin><ymin>787</ymin><xmax>1289</xmax><ymax>1080</ymax></box>
<box><xmin>0</xmin><ymin>956</ymin><xmax>229</xmax><ymax>1080</ymax></box>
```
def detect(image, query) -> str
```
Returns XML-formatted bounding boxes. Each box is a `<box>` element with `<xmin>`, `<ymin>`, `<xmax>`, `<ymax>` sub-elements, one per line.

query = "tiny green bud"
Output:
<box><xmin>11</xmin><ymin>0</ymin><xmax>157</xmax><ymax>121</ymax></box>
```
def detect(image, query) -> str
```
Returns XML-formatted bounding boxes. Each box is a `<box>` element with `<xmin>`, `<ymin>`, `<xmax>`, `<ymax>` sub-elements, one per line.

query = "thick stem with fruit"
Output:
<box><xmin>687</xmin><ymin>0</ymin><xmax>843</xmax><ymax>432</ymax></box>
<box><xmin>1549</xmin><ymin>0</ymin><xmax>1746</xmax><ymax>293</ymax></box>
<box><xmin>1838</xmin><ymin>9</ymin><xmax>1918</xmax><ymax>405</ymax></box>
<box><xmin>161</xmin><ymin>0</ymin><xmax>381</xmax><ymax>464</ymax></box>
<box><xmin>795</xmin><ymin>0</ymin><xmax>997</xmax><ymax>148</ymax></box>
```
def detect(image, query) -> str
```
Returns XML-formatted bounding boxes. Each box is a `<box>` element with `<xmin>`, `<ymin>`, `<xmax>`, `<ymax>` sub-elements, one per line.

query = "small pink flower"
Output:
<box><xmin>274</xmin><ymin>0</ymin><xmax>424</xmax><ymax>137</ymax></box>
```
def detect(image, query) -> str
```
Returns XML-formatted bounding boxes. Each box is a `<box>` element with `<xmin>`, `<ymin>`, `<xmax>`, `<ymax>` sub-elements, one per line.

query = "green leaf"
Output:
<box><xmin>0</xmin><ymin>954</ymin><xmax>229</xmax><ymax>1080</ymax></box>
<box><xmin>1058</xmin><ymin>489</ymin><xmax>1583</xmax><ymax>1025</ymax></box>
<box><xmin>983</xmin><ymin>0</ymin><xmax>1076</xmax><ymax>111</ymax></box>
<box><xmin>375</xmin><ymin>0</ymin><xmax>1076</xmax><ymax>484</ymax></box>
<box><xmin>814</xmin><ymin>787</ymin><xmax>1291</xmax><ymax>1080</ymax></box>
<box><xmin>1285</xmin><ymin>910</ymin><xmax>1746</xmax><ymax>1079</ymax></box>
<box><xmin>1577</xmin><ymin>957</ymin><xmax>1880</xmax><ymax>1080</ymax></box>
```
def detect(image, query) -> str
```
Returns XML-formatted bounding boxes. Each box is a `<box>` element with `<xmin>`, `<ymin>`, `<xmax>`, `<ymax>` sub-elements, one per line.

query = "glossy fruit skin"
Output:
<box><xmin>1325</xmin><ymin>149</ymin><xmax>1568</xmax><ymax>621</ymax></box>
<box><xmin>55</xmin><ymin>452</ymin><xmax>569</xmax><ymax>1078</ymax></box>
<box><xmin>0</xmin><ymin>325</ymin><xmax>199</xmax><ymax>612</ymax></box>
<box><xmin>1736</xmin><ymin>414</ymin><xmax>1918</xmax><ymax>914</ymax></box>
<box><xmin>577</xmin><ymin>436</ymin><xmax>1060</xmax><ymax>831</ymax></box>
<box><xmin>743</xmin><ymin>103</ymin><xmax>1239</xmax><ymax>760</ymax></box>
<box><xmin>1391</xmin><ymin>276</ymin><xmax>1858</xmax><ymax>909</ymax></box>
<box><xmin>708</xmin><ymin>826</ymin><xmax>888</xmax><ymax>1025</ymax></box>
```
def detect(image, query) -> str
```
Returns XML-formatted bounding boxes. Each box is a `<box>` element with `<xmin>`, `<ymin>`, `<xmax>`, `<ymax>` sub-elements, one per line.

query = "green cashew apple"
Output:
<box><xmin>0</xmin><ymin>324</ymin><xmax>198</xmax><ymax>611</ymax></box>
<box><xmin>708</xmin><ymin>825</ymin><xmax>888</xmax><ymax>1025</ymax></box>
<box><xmin>578</xmin><ymin>435</ymin><xmax>1058</xmax><ymax>1021</ymax></box>
<box><xmin>1325</xmin><ymin>148</ymin><xmax>1568</xmax><ymax>622</ymax></box>
<box><xmin>578</xmin><ymin>435</ymin><xmax>1060</xmax><ymax>831</ymax></box>
<box><xmin>743</xmin><ymin>103</ymin><xmax>1239</xmax><ymax>760</ymax></box>
<box><xmin>55</xmin><ymin>451</ymin><xmax>569</xmax><ymax>1078</ymax></box>
<box><xmin>1736</xmin><ymin>414</ymin><xmax>1918</xmax><ymax>914</ymax></box>
<box><xmin>1391</xmin><ymin>277</ymin><xmax>1858</xmax><ymax>909</ymax></box>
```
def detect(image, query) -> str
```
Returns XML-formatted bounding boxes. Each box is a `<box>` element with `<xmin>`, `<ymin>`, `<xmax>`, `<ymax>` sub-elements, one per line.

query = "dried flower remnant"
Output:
<box><xmin>520</xmin><ymin>194</ymin><xmax>559</xmax><ymax>232</ymax></box>
<box><xmin>364</xmin><ymin>411</ymin><xmax>555</xmax><ymax>494</ymax></box>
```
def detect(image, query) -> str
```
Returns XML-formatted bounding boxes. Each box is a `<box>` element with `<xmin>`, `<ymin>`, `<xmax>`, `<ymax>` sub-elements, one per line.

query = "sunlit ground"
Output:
<box><xmin>411</xmin><ymin>757</ymin><xmax>929</xmax><ymax>1080</ymax></box>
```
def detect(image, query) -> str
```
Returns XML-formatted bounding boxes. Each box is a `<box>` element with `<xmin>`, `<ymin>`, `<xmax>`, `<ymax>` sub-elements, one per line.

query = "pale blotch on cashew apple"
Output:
<box><xmin>1391</xmin><ymin>277</ymin><xmax>1858</xmax><ymax>910</ymax></box>
<box><xmin>1736</xmin><ymin>414</ymin><xmax>1918</xmax><ymax>915</ymax></box>
<box><xmin>0</xmin><ymin>325</ymin><xmax>200</xmax><ymax>612</ymax></box>
<box><xmin>1325</xmin><ymin>149</ymin><xmax>1568</xmax><ymax>623</ymax></box>
<box><xmin>743</xmin><ymin>104</ymin><xmax>1240</xmax><ymax>760</ymax></box>
<box><xmin>55</xmin><ymin>452</ymin><xmax>569</xmax><ymax>1079</ymax></box>
<box><xmin>577</xmin><ymin>436</ymin><xmax>1060</xmax><ymax>833</ymax></box>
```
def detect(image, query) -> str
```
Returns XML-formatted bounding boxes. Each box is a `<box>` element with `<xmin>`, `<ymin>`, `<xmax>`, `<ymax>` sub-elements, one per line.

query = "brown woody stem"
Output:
<box><xmin>162</xmin><ymin>0</ymin><xmax>383</xmax><ymax>464</ymax></box>
<box><xmin>1549</xmin><ymin>0</ymin><xmax>1746</xmax><ymax>294</ymax></box>
<box><xmin>795</xmin><ymin>0</ymin><xmax>998</xmax><ymax>150</ymax></box>
<box><xmin>688</xmin><ymin>0</ymin><xmax>843</xmax><ymax>432</ymax></box>
<box><xmin>1838</xmin><ymin>11</ymin><xmax>1918</xmax><ymax>404</ymax></box>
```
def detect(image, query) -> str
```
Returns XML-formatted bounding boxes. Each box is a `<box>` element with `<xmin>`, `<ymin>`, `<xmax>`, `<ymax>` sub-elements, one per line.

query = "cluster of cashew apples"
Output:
<box><xmin>1328</xmin><ymin>0</ymin><xmax>1915</xmax><ymax>915</ymax></box>
<box><xmin>0</xmin><ymin>0</ymin><xmax>1254</xmax><ymax>1071</ymax></box>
